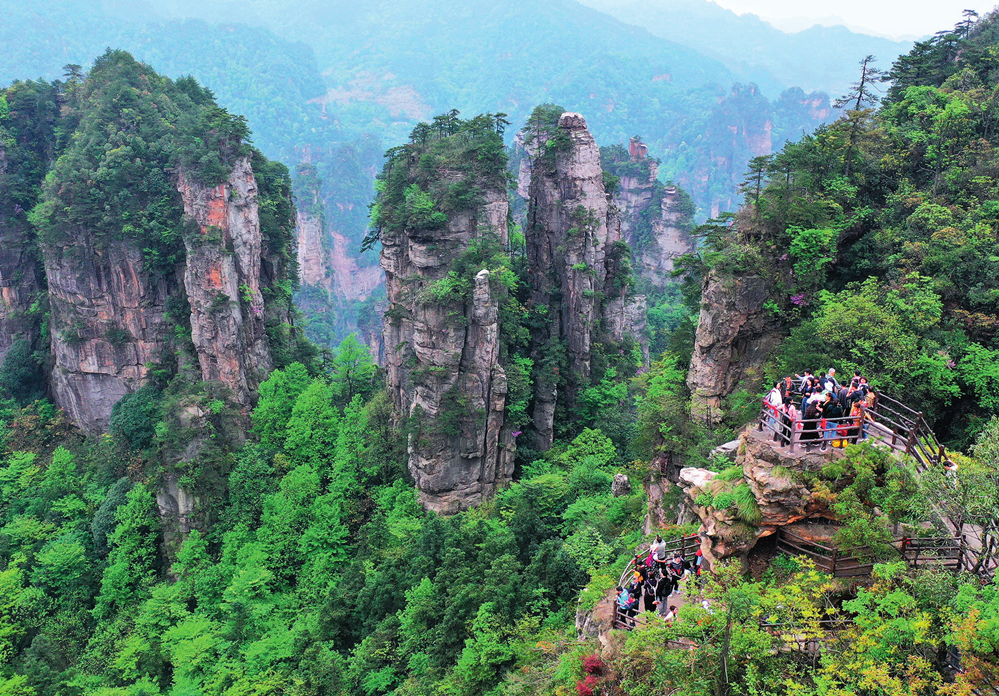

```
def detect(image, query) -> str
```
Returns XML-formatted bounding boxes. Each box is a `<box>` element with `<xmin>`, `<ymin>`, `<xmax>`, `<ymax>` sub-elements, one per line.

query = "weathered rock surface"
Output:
<box><xmin>296</xmin><ymin>207</ymin><xmax>382</xmax><ymax>303</ymax></box>
<box><xmin>611</xmin><ymin>142</ymin><xmax>695</xmax><ymax>291</ymax></box>
<box><xmin>296</xmin><ymin>207</ymin><xmax>331</xmax><ymax>289</ymax></box>
<box><xmin>687</xmin><ymin>271</ymin><xmax>784</xmax><ymax>425</ymax></box>
<box><xmin>0</xmin><ymin>145</ymin><xmax>43</xmax><ymax>366</ymax></box>
<box><xmin>178</xmin><ymin>156</ymin><xmax>272</xmax><ymax>406</ymax></box>
<box><xmin>680</xmin><ymin>428</ymin><xmax>841</xmax><ymax>567</ymax></box>
<box><xmin>604</xmin><ymin>295</ymin><xmax>649</xmax><ymax>363</ymax></box>
<box><xmin>526</xmin><ymin>113</ymin><xmax>609</xmax><ymax>390</ymax></box>
<box><xmin>611</xmin><ymin>473</ymin><xmax>632</xmax><ymax>497</ymax></box>
<box><xmin>525</xmin><ymin>113</ymin><xmax>647</xmax><ymax>450</ymax></box>
<box><xmin>45</xmin><ymin>154</ymin><xmax>286</xmax><ymax>431</ymax></box>
<box><xmin>156</xmin><ymin>473</ymin><xmax>203</xmax><ymax>562</ymax></box>
<box><xmin>45</xmin><ymin>238</ymin><xmax>178</xmax><ymax>431</ymax></box>
<box><xmin>381</xmin><ymin>175</ymin><xmax>514</xmax><ymax>513</ymax></box>
<box><xmin>643</xmin><ymin>474</ymin><xmax>674</xmax><ymax>534</ymax></box>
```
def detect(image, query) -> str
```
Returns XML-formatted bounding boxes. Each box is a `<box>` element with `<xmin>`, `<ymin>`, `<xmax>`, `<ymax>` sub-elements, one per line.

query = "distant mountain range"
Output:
<box><xmin>577</xmin><ymin>0</ymin><xmax>913</xmax><ymax>96</ymax></box>
<box><xmin>1</xmin><ymin>0</ymin><xmax>910</xmax><ymax>214</ymax></box>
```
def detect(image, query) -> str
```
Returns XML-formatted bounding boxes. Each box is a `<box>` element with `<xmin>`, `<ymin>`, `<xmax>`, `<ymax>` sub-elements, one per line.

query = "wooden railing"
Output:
<box><xmin>757</xmin><ymin>391</ymin><xmax>953</xmax><ymax>470</ymax></box>
<box><xmin>775</xmin><ymin>528</ymin><xmax>879</xmax><ymax>577</ymax></box>
<box><xmin>759</xmin><ymin>387</ymin><xmax>997</xmax><ymax>582</ymax></box>
<box><xmin>775</xmin><ymin>528</ymin><xmax>969</xmax><ymax>577</ymax></box>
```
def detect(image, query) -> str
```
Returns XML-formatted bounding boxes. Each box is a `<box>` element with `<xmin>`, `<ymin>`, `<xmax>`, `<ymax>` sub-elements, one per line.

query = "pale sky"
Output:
<box><xmin>709</xmin><ymin>0</ymin><xmax>997</xmax><ymax>40</ymax></box>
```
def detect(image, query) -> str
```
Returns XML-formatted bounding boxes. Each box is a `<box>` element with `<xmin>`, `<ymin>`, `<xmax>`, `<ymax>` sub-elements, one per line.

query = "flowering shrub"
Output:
<box><xmin>582</xmin><ymin>654</ymin><xmax>605</xmax><ymax>675</ymax></box>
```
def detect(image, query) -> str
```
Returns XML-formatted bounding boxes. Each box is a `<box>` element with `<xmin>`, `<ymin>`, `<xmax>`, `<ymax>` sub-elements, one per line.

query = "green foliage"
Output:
<box><xmin>0</xmin><ymin>340</ymin><xmax>45</xmax><ymax>407</ymax></box>
<box><xmin>788</xmin><ymin>226</ymin><xmax>838</xmax><ymax>287</ymax></box>
<box><xmin>93</xmin><ymin>485</ymin><xmax>160</xmax><ymax>621</ymax></box>
<box><xmin>328</xmin><ymin>334</ymin><xmax>378</xmax><ymax>407</ymax></box>
<box><xmin>251</xmin><ymin>362</ymin><xmax>312</xmax><ymax>449</ymax></box>
<box><xmin>108</xmin><ymin>386</ymin><xmax>162</xmax><ymax>451</ymax></box>
<box><xmin>283</xmin><ymin>379</ymin><xmax>340</xmax><ymax>470</ymax></box>
<box><xmin>30</xmin><ymin>50</ymin><xmax>249</xmax><ymax>270</ymax></box>
<box><xmin>504</xmin><ymin>356</ymin><xmax>534</xmax><ymax>431</ymax></box>
<box><xmin>366</xmin><ymin>110</ymin><xmax>508</xmax><ymax>251</ymax></box>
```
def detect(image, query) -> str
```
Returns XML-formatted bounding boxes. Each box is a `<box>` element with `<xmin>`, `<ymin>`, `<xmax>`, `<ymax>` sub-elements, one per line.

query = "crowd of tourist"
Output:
<box><xmin>764</xmin><ymin>368</ymin><xmax>879</xmax><ymax>452</ymax></box>
<box><xmin>616</xmin><ymin>535</ymin><xmax>703</xmax><ymax>626</ymax></box>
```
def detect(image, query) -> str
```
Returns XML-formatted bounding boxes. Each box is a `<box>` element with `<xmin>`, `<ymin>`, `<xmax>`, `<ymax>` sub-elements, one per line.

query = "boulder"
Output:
<box><xmin>679</xmin><ymin>428</ymin><xmax>842</xmax><ymax>567</ymax></box>
<box><xmin>611</xmin><ymin>473</ymin><xmax>632</xmax><ymax>497</ymax></box>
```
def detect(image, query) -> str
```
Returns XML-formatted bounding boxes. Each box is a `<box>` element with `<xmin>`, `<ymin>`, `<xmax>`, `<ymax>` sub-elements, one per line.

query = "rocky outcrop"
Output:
<box><xmin>45</xmin><ymin>154</ymin><xmax>287</xmax><ymax>432</ymax></box>
<box><xmin>328</xmin><ymin>232</ymin><xmax>382</xmax><ymax>302</ymax></box>
<box><xmin>296</xmin><ymin>209</ymin><xmax>382</xmax><ymax>303</ymax></box>
<box><xmin>608</xmin><ymin>140</ymin><xmax>695</xmax><ymax>292</ymax></box>
<box><xmin>687</xmin><ymin>271</ymin><xmax>784</xmax><ymax>425</ymax></box>
<box><xmin>679</xmin><ymin>428</ymin><xmax>839</xmax><ymax>567</ymax></box>
<box><xmin>604</xmin><ymin>295</ymin><xmax>649</xmax><ymax>363</ymax></box>
<box><xmin>525</xmin><ymin>113</ymin><xmax>648</xmax><ymax>449</ymax></box>
<box><xmin>381</xmin><ymin>174</ymin><xmax>514</xmax><ymax>514</ymax></box>
<box><xmin>156</xmin><ymin>473</ymin><xmax>203</xmax><ymax>563</ymax></box>
<box><xmin>527</xmin><ymin>113</ymin><xmax>610</xmax><ymax>386</ymax></box>
<box><xmin>178</xmin><ymin>156</ymin><xmax>272</xmax><ymax>407</ymax></box>
<box><xmin>636</xmin><ymin>186</ymin><xmax>695</xmax><ymax>286</ymax></box>
<box><xmin>296</xmin><ymin>207</ymin><xmax>331</xmax><ymax>289</ymax></box>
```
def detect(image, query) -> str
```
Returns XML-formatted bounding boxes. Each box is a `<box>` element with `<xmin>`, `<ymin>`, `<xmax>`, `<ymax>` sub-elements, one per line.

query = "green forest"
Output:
<box><xmin>0</xmin><ymin>9</ymin><xmax>997</xmax><ymax>696</ymax></box>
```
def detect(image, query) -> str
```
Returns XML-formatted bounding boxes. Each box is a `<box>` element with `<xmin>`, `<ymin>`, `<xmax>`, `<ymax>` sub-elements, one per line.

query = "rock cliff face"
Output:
<box><xmin>526</xmin><ymin>112</ymin><xmax>611</xmax><ymax>384</ymax></box>
<box><xmin>679</xmin><ymin>428</ymin><xmax>838</xmax><ymax>568</ymax></box>
<box><xmin>293</xmin><ymin>165</ymin><xmax>384</xmax><ymax>359</ymax></box>
<box><xmin>177</xmin><ymin>157</ymin><xmax>272</xmax><ymax>407</ymax></box>
<box><xmin>45</xmin><ymin>239</ymin><xmax>178</xmax><ymax>431</ymax></box>
<box><xmin>525</xmin><ymin>113</ymin><xmax>648</xmax><ymax>449</ymax></box>
<box><xmin>0</xmin><ymin>145</ymin><xmax>44</xmax><ymax>366</ymax></box>
<box><xmin>381</xmin><ymin>176</ymin><xmax>514</xmax><ymax>513</ymax></box>
<box><xmin>296</xmin><ymin>208</ymin><xmax>382</xmax><ymax>303</ymax></box>
<box><xmin>606</xmin><ymin>139</ymin><xmax>695</xmax><ymax>291</ymax></box>
<box><xmin>296</xmin><ymin>207</ymin><xmax>331</xmax><ymax>289</ymax></box>
<box><xmin>44</xmin><ymin>154</ymin><xmax>290</xmax><ymax>432</ymax></box>
<box><xmin>687</xmin><ymin>270</ymin><xmax>784</xmax><ymax>425</ymax></box>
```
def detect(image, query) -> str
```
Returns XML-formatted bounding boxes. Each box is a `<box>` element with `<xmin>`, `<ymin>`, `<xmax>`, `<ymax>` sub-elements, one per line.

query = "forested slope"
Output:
<box><xmin>689</xmin><ymin>12</ymin><xmax>999</xmax><ymax>451</ymax></box>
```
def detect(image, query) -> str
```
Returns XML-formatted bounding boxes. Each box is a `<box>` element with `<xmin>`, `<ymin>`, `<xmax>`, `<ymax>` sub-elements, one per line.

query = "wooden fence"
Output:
<box><xmin>775</xmin><ymin>528</ymin><xmax>968</xmax><ymax>577</ymax></box>
<box><xmin>757</xmin><ymin>391</ymin><xmax>953</xmax><ymax>470</ymax></box>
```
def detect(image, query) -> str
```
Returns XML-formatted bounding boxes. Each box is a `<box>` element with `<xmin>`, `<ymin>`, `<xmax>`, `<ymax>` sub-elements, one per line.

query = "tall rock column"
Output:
<box><xmin>178</xmin><ymin>157</ymin><xmax>272</xmax><ymax>406</ymax></box>
<box><xmin>380</xmin><ymin>146</ymin><xmax>514</xmax><ymax>513</ymax></box>
<box><xmin>605</xmin><ymin>139</ymin><xmax>695</xmax><ymax>292</ymax></box>
<box><xmin>525</xmin><ymin>112</ymin><xmax>614</xmax><ymax>450</ymax></box>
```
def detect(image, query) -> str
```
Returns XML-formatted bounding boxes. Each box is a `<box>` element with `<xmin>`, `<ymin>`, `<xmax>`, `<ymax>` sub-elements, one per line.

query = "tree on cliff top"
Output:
<box><xmin>28</xmin><ymin>49</ymin><xmax>253</xmax><ymax>269</ymax></box>
<box><xmin>363</xmin><ymin>110</ymin><xmax>509</xmax><ymax>253</ymax></box>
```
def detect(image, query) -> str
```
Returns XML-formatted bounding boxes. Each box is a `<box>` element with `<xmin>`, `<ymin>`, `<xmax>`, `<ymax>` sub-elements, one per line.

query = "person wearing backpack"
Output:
<box><xmin>666</xmin><ymin>551</ymin><xmax>690</xmax><ymax>597</ymax></box>
<box><xmin>643</xmin><ymin>574</ymin><xmax>658</xmax><ymax>613</ymax></box>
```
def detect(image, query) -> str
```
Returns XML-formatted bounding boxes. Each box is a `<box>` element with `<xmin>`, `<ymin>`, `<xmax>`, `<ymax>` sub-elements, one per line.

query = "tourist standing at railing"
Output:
<box><xmin>666</xmin><ymin>551</ymin><xmax>691</xmax><ymax>597</ymax></box>
<box><xmin>643</xmin><ymin>574</ymin><xmax>658</xmax><ymax>613</ymax></box>
<box><xmin>780</xmin><ymin>375</ymin><xmax>794</xmax><ymax>402</ymax></box>
<box><xmin>821</xmin><ymin>396</ymin><xmax>843</xmax><ymax>451</ymax></box>
<box><xmin>779</xmin><ymin>401</ymin><xmax>793</xmax><ymax>446</ymax></box>
<box><xmin>847</xmin><ymin>400</ymin><xmax>864</xmax><ymax>443</ymax></box>
<box><xmin>821</xmin><ymin>368</ymin><xmax>839</xmax><ymax>392</ymax></box>
<box><xmin>786</xmin><ymin>401</ymin><xmax>801</xmax><ymax>448</ymax></box>
<box><xmin>651</xmin><ymin>535</ymin><xmax>667</xmax><ymax>561</ymax></box>
<box><xmin>802</xmin><ymin>400</ymin><xmax>821</xmax><ymax>451</ymax></box>
<box><xmin>766</xmin><ymin>383</ymin><xmax>783</xmax><ymax>434</ymax></box>
<box><xmin>793</xmin><ymin>370</ymin><xmax>814</xmax><ymax>392</ymax></box>
<box><xmin>663</xmin><ymin>605</ymin><xmax>677</xmax><ymax>623</ymax></box>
